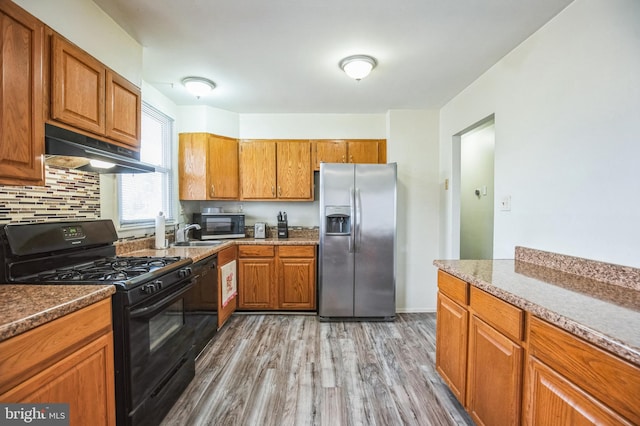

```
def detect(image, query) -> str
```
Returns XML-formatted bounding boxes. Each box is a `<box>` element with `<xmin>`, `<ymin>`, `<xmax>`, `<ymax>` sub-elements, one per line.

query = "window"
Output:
<box><xmin>118</xmin><ymin>103</ymin><xmax>174</xmax><ymax>226</ymax></box>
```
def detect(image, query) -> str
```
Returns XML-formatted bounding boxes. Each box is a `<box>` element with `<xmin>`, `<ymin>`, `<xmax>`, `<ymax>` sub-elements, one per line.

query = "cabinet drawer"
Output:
<box><xmin>469</xmin><ymin>286</ymin><xmax>523</xmax><ymax>342</ymax></box>
<box><xmin>437</xmin><ymin>270</ymin><xmax>468</xmax><ymax>305</ymax></box>
<box><xmin>528</xmin><ymin>316</ymin><xmax>640</xmax><ymax>425</ymax></box>
<box><xmin>238</xmin><ymin>245</ymin><xmax>275</xmax><ymax>257</ymax></box>
<box><xmin>278</xmin><ymin>245</ymin><xmax>315</xmax><ymax>258</ymax></box>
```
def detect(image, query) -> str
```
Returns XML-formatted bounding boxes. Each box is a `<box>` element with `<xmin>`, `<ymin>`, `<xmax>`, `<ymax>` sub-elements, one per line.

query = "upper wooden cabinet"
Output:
<box><xmin>179</xmin><ymin>133</ymin><xmax>239</xmax><ymax>200</ymax></box>
<box><xmin>49</xmin><ymin>33</ymin><xmax>141</xmax><ymax>150</ymax></box>
<box><xmin>0</xmin><ymin>0</ymin><xmax>45</xmax><ymax>186</ymax></box>
<box><xmin>239</xmin><ymin>139</ymin><xmax>312</xmax><ymax>201</ymax></box>
<box><xmin>312</xmin><ymin>139</ymin><xmax>387</xmax><ymax>170</ymax></box>
<box><xmin>106</xmin><ymin>71</ymin><xmax>141</xmax><ymax>147</ymax></box>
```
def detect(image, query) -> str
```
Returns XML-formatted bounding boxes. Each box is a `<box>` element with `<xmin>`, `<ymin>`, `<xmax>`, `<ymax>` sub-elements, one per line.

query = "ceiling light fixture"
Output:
<box><xmin>339</xmin><ymin>55</ymin><xmax>377</xmax><ymax>81</ymax></box>
<box><xmin>182</xmin><ymin>76</ymin><xmax>216</xmax><ymax>98</ymax></box>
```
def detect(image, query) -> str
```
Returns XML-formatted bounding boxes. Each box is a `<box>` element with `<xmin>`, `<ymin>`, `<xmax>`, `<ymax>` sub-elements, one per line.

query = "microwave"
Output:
<box><xmin>192</xmin><ymin>213</ymin><xmax>245</xmax><ymax>239</ymax></box>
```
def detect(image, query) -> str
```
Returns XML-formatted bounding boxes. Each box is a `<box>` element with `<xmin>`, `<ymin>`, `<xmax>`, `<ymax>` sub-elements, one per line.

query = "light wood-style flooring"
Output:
<box><xmin>161</xmin><ymin>313</ymin><xmax>473</xmax><ymax>425</ymax></box>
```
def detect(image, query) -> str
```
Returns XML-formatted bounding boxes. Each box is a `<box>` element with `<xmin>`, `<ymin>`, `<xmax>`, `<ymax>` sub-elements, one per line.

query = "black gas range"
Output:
<box><xmin>0</xmin><ymin>219</ymin><xmax>196</xmax><ymax>426</ymax></box>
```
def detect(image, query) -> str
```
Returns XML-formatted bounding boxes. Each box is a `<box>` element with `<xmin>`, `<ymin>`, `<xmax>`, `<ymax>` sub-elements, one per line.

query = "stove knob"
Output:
<box><xmin>179</xmin><ymin>267</ymin><xmax>192</xmax><ymax>278</ymax></box>
<box><xmin>154</xmin><ymin>280</ymin><xmax>163</xmax><ymax>290</ymax></box>
<box><xmin>141</xmin><ymin>283</ymin><xmax>156</xmax><ymax>294</ymax></box>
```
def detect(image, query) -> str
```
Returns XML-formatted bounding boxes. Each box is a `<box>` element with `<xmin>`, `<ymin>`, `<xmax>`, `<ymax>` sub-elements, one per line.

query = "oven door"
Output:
<box><xmin>126</xmin><ymin>281</ymin><xmax>195</xmax><ymax>411</ymax></box>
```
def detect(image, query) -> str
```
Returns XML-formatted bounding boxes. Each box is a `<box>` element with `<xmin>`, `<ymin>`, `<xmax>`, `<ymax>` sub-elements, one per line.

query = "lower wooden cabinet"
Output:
<box><xmin>277</xmin><ymin>245</ymin><xmax>316</xmax><ymax>310</ymax></box>
<box><xmin>0</xmin><ymin>298</ymin><xmax>116</xmax><ymax>425</ymax></box>
<box><xmin>435</xmin><ymin>291</ymin><xmax>468</xmax><ymax>404</ymax></box>
<box><xmin>238</xmin><ymin>244</ymin><xmax>316</xmax><ymax>311</ymax></box>
<box><xmin>436</xmin><ymin>269</ymin><xmax>640</xmax><ymax>426</ymax></box>
<box><xmin>218</xmin><ymin>245</ymin><xmax>238</xmax><ymax>327</ymax></box>
<box><xmin>524</xmin><ymin>316</ymin><xmax>640</xmax><ymax>425</ymax></box>
<box><xmin>238</xmin><ymin>245</ymin><xmax>276</xmax><ymax>309</ymax></box>
<box><xmin>467</xmin><ymin>315</ymin><xmax>523</xmax><ymax>425</ymax></box>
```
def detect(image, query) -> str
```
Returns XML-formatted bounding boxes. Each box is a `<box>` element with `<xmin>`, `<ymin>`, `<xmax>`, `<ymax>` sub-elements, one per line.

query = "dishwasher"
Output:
<box><xmin>184</xmin><ymin>253</ymin><xmax>218</xmax><ymax>357</ymax></box>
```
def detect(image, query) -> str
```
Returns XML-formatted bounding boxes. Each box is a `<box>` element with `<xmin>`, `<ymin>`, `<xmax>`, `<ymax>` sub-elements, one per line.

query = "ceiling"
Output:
<box><xmin>92</xmin><ymin>0</ymin><xmax>574</xmax><ymax>114</ymax></box>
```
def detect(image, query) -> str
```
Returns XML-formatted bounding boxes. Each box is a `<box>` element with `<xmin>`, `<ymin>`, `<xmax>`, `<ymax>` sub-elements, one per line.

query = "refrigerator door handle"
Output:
<box><xmin>349</xmin><ymin>187</ymin><xmax>355</xmax><ymax>253</ymax></box>
<box><xmin>354</xmin><ymin>187</ymin><xmax>362</xmax><ymax>252</ymax></box>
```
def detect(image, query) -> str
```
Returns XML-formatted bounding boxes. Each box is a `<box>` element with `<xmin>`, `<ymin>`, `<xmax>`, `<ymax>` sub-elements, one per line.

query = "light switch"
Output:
<box><xmin>500</xmin><ymin>196</ymin><xmax>511</xmax><ymax>211</ymax></box>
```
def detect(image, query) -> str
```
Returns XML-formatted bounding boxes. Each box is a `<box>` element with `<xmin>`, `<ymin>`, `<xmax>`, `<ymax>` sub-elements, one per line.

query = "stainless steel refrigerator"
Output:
<box><xmin>318</xmin><ymin>162</ymin><xmax>397</xmax><ymax>320</ymax></box>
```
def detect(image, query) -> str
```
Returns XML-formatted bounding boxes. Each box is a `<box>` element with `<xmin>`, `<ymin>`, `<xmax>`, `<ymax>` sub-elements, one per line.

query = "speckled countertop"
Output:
<box><xmin>124</xmin><ymin>237</ymin><xmax>319</xmax><ymax>262</ymax></box>
<box><xmin>434</xmin><ymin>247</ymin><xmax>640</xmax><ymax>366</ymax></box>
<box><xmin>0</xmin><ymin>285</ymin><xmax>115</xmax><ymax>342</ymax></box>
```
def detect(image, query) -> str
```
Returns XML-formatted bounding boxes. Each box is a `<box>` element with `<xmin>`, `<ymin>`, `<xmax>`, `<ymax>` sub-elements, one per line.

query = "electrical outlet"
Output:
<box><xmin>500</xmin><ymin>196</ymin><xmax>511</xmax><ymax>211</ymax></box>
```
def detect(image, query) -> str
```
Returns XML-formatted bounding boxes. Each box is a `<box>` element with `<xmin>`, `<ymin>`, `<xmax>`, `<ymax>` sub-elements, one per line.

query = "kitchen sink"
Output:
<box><xmin>171</xmin><ymin>240</ymin><xmax>224</xmax><ymax>247</ymax></box>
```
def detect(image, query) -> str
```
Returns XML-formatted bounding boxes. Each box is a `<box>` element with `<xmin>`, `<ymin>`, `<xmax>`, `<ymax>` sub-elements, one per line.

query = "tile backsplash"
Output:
<box><xmin>0</xmin><ymin>166</ymin><xmax>100</xmax><ymax>224</ymax></box>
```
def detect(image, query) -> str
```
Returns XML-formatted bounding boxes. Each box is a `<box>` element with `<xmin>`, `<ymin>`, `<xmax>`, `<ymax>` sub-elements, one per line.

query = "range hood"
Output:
<box><xmin>44</xmin><ymin>123</ymin><xmax>155</xmax><ymax>174</ymax></box>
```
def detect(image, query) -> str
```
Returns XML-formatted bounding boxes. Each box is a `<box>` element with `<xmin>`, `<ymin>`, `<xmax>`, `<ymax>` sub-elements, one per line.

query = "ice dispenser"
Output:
<box><xmin>325</xmin><ymin>206</ymin><xmax>351</xmax><ymax>235</ymax></box>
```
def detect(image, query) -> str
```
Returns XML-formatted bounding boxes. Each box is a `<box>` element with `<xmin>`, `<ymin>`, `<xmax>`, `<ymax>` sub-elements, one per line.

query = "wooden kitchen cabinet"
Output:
<box><xmin>524</xmin><ymin>316</ymin><xmax>640</xmax><ymax>425</ymax></box>
<box><xmin>0</xmin><ymin>298</ymin><xmax>116</xmax><ymax>425</ymax></box>
<box><xmin>0</xmin><ymin>0</ymin><xmax>45</xmax><ymax>186</ymax></box>
<box><xmin>436</xmin><ymin>271</ymin><xmax>524</xmax><ymax>425</ymax></box>
<box><xmin>277</xmin><ymin>245</ymin><xmax>316</xmax><ymax>310</ymax></box>
<box><xmin>179</xmin><ymin>133</ymin><xmax>239</xmax><ymax>200</ymax></box>
<box><xmin>239</xmin><ymin>140</ymin><xmax>277</xmax><ymax>199</ymax></box>
<box><xmin>312</xmin><ymin>139</ymin><xmax>387</xmax><ymax>170</ymax></box>
<box><xmin>238</xmin><ymin>244</ymin><xmax>317</xmax><ymax>311</ymax></box>
<box><xmin>435</xmin><ymin>271</ymin><xmax>469</xmax><ymax>404</ymax></box>
<box><xmin>238</xmin><ymin>245</ymin><xmax>277</xmax><ymax>309</ymax></box>
<box><xmin>239</xmin><ymin>140</ymin><xmax>312</xmax><ymax>200</ymax></box>
<box><xmin>218</xmin><ymin>245</ymin><xmax>238</xmax><ymax>327</ymax></box>
<box><xmin>49</xmin><ymin>32</ymin><xmax>141</xmax><ymax>150</ymax></box>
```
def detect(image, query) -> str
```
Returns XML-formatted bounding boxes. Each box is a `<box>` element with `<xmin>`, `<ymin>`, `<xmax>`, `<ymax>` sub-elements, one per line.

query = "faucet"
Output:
<box><xmin>182</xmin><ymin>224</ymin><xmax>201</xmax><ymax>242</ymax></box>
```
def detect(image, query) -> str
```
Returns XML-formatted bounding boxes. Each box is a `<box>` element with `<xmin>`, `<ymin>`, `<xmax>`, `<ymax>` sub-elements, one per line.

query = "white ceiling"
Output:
<box><xmin>92</xmin><ymin>0</ymin><xmax>574</xmax><ymax>114</ymax></box>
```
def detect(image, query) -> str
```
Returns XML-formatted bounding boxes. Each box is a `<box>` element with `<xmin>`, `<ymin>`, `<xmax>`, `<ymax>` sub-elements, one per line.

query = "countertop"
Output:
<box><xmin>124</xmin><ymin>237</ymin><xmax>319</xmax><ymax>262</ymax></box>
<box><xmin>0</xmin><ymin>285</ymin><xmax>116</xmax><ymax>342</ymax></box>
<box><xmin>0</xmin><ymin>237</ymin><xmax>318</xmax><ymax>342</ymax></box>
<box><xmin>434</xmin><ymin>254</ymin><xmax>640</xmax><ymax>366</ymax></box>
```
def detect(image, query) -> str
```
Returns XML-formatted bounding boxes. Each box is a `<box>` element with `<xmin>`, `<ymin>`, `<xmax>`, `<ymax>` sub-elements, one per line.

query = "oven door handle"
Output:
<box><xmin>129</xmin><ymin>280</ymin><xmax>194</xmax><ymax>319</ymax></box>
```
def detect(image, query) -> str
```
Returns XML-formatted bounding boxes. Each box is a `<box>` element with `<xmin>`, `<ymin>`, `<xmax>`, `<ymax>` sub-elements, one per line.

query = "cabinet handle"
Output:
<box><xmin>210</xmin><ymin>184</ymin><xmax>215</xmax><ymax>197</ymax></box>
<box><xmin>349</xmin><ymin>155</ymin><xmax>353</xmax><ymax>163</ymax></box>
<box><xmin>278</xmin><ymin>186</ymin><xmax>282</xmax><ymax>196</ymax></box>
<box><xmin>272</xmin><ymin>186</ymin><xmax>275</xmax><ymax>196</ymax></box>
<box><xmin>342</xmin><ymin>155</ymin><xmax>346</xmax><ymax>163</ymax></box>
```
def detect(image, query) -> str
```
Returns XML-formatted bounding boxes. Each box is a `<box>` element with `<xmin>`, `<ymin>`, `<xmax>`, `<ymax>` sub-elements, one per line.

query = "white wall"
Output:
<box><xmin>14</xmin><ymin>0</ymin><xmax>142</xmax><ymax>85</ymax></box>
<box><xmin>177</xmin><ymin>106</ymin><xmax>240</xmax><ymax>138</ymax></box>
<box><xmin>387</xmin><ymin>110</ymin><xmax>440</xmax><ymax>312</ymax></box>
<box><xmin>439</xmin><ymin>0</ymin><xmax>640</xmax><ymax>267</ymax></box>
<box><xmin>239</xmin><ymin>114</ymin><xmax>386</xmax><ymax>139</ymax></box>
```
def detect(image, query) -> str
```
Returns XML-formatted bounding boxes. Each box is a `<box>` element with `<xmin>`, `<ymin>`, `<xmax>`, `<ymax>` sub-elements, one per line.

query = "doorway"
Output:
<box><xmin>455</xmin><ymin>117</ymin><xmax>495</xmax><ymax>259</ymax></box>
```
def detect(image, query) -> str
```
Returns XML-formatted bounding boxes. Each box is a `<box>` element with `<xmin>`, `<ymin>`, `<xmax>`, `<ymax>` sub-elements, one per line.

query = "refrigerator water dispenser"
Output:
<box><xmin>325</xmin><ymin>206</ymin><xmax>351</xmax><ymax>235</ymax></box>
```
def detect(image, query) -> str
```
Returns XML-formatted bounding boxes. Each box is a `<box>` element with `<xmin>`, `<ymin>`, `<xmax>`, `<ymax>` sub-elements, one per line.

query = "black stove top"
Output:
<box><xmin>35</xmin><ymin>256</ymin><xmax>183</xmax><ymax>282</ymax></box>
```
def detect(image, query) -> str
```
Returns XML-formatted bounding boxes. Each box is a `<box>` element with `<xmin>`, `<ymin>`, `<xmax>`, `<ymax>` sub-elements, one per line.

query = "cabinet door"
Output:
<box><xmin>278</xmin><ymin>257</ymin><xmax>316</xmax><ymax>310</ymax></box>
<box><xmin>467</xmin><ymin>315</ymin><xmax>523</xmax><ymax>426</ymax></box>
<box><xmin>1</xmin><ymin>333</ymin><xmax>116</xmax><ymax>426</ymax></box>
<box><xmin>347</xmin><ymin>140</ymin><xmax>379</xmax><ymax>164</ymax></box>
<box><xmin>178</xmin><ymin>133</ymin><xmax>208</xmax><ymax>200</ymax></box>
<box><xmin>313</xmin><ymin>140</ymin><xmax>347</xmax><ymax>170</ymax></box>
<box><xmin>276</xmin><ymin>140</ymin><xmax>312</xmax><ymax>199</ymax></box>
<box><xmin>240</xmin><ymin>140</ymin><xmax>277</xmax><ymax>199</ymax></box>
<box><xmin>435</xmin><ymin>292</ymin><xmax>468</xmax><ymax>404</ymax></box>
<box><xmin>208</xmin><ymin>134</ymin><xmax>239</xmax><ymax>199</ymax></box>
<box><xmin>524</xmin><ymin>357</ymin><xmax>632</xmax><ymax>426</ymax></box>
<box><xmin>51</xmin><ymin>34</ymin><xmax>106</xmax><ymax>135</ymax></box>
<box><xmin>0</xmin><ymin>1</ymin><xmax>44</xmax><ymax>186</ymax></box>
<box><xmin>106</xmin><ymin>70</ymin><xmax>140</xmax><ymax>149</ymax></box>
<box><xmin>238</xmin><ymin>258</ymin><xmax>276</xmax><ymax>309</ymax></box>
<box><xmin>218</xmin><ymin>245</ymin><xmax>238</xmax><ymax>328</ymax></box>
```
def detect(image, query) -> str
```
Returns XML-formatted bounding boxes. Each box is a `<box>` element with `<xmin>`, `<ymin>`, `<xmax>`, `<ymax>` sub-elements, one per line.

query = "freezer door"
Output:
<box><xmin>319</xmin><ymin>163</ymin><xmax>355</xmax><ymax>317</ymax></box>
<box><xmin>353</xmin><ymin>163</ymin><xmax>396</xmax><ymax>317</ymax></box>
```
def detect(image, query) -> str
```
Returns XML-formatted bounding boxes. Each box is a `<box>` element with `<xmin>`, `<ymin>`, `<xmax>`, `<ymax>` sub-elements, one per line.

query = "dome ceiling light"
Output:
<box><xmin>182</xmin><ymin>76</ymin><xmax>216</xmax><ymax>98</ymax></box>
<box><xmin>339</xmin><ymin>55</ymin><xmax>377</xmax><ymax>81</ymax></box>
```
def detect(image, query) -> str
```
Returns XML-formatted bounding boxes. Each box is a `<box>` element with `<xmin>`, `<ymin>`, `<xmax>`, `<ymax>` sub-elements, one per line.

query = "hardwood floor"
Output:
<box><xmin>162</xmin><ymin>313</ymin><xmax>473</xmax><ymax>426</ymax></box>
